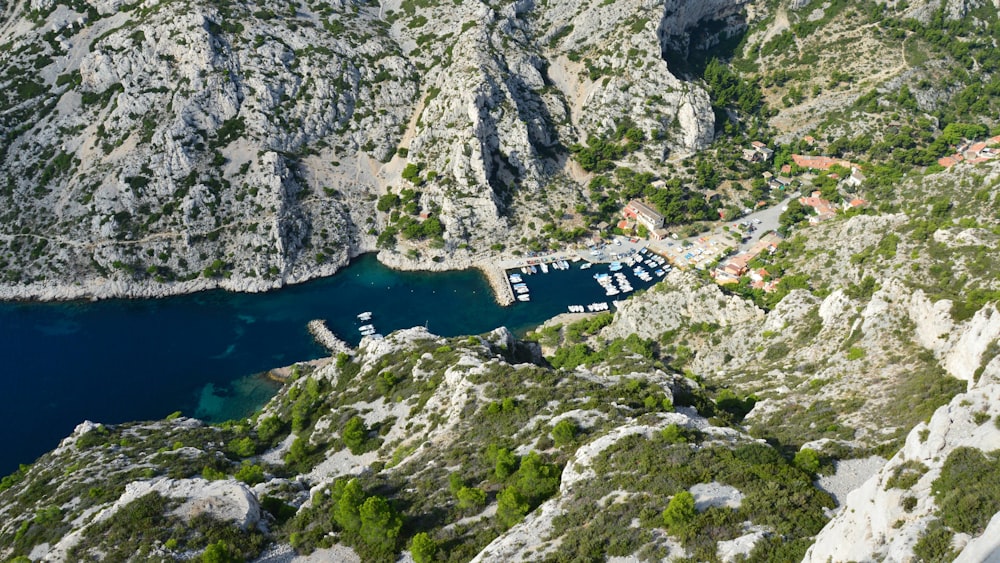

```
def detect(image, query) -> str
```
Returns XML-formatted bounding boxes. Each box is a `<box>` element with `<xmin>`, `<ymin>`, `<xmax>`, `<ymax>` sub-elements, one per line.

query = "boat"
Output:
<box><xmin>655</xmin><ymin>269</ymin><xmax>665</xmax><ymax>277</ymax></box>
<box><xmin>593</xmin><ymin>272</ymin><xmax>609</xmax><ymax>280</ymax></box>
<box><xmin>358</xmin><ymin>324</ymin><xmax>375</xmax><ymax>332</ymax></box>
<box><xmin>512</xmin><ymin>282</ymin><xmax>527</xmax><ymax>288</ymax></box>
<box><xmin>608</xmin><ymin>262</ymin><xmax>623</xmax><ymax>272</ymax></box>
<box><xmin>509</xmin><ymin>274</ymin><xmax>522</xmax><ymax>283</ymax></box>
<box><xmin>540</xmin><ymin>262</ymin><xmax>549</xmax><ymax>273</ymax></box>
<box><xmin>515</xmin><ymin>287</ymin><xmax>530</xmax><ymax>294</ymax></box>
<box><xmin>580</xmin><ymin>262</ymin><xmax>592</xmax><ymax>270</ymax></box>
<box><xmin>560</xmin><ymin>260</ymin><xmax>570</xmax><ymax>269</ymax></box>
<box><xmin>517</xmin><ymin>294</ymin><xmax>530</xmax><ymax>302</ymax></box>
<box><xmin>521</xmin><ymin>267</ymin><xmax>530</xmax><ymax>274</ymax></box>
<box><xmin>530</xmin><ymin>265</ymin><xmax>537</xmax><ymax>274</ymax></box>
<box><xmin>357</xmin><ymin>311</ymin><xmax>373</xmax><ymax>321</ymax></box>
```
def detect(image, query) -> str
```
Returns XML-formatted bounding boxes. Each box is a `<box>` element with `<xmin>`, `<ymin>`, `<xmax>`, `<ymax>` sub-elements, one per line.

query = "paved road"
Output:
<box><xmin>732</xmin><ymin>194</ymin><xmax>796</xmax><ymax>252</ymax></box>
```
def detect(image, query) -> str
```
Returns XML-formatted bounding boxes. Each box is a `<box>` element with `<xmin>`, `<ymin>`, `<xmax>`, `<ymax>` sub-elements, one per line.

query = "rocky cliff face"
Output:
<box><xmin>0</xmin><ymin>0</ymin><xmax>743</xmax><ymax>299</ymax></box>
<box><xmin>805</xmin><ymin>356</ymin><xmax>1000</xmax><ymax>562</ymax></box>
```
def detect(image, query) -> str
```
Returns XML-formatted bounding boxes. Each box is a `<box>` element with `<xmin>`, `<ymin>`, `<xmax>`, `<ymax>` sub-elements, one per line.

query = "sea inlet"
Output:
<box><xmin>0</xmin><ymin>253</ymin><xmax>661</xmax><ymax>474</ymax></box>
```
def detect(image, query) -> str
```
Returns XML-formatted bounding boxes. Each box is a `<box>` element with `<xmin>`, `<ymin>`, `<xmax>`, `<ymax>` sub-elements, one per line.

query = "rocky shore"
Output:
<box><xmin>0</xmin><ymin>249</ymin><xmax>521</xmax><ymax>305</ymax></box>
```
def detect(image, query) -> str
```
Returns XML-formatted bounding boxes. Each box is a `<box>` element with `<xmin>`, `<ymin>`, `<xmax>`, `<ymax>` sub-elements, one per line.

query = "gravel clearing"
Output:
<box><xmin>816</xmin><ymin>456</ymin><xmax>887</xmax><ymax>507</ymax></box>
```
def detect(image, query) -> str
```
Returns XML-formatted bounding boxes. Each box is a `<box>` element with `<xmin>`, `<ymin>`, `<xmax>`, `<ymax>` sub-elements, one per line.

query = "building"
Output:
<box><xmin>791</xmin><ymin>154</ymin><xmax>855</xmax><ymax>171</ymax></box>
<box><xmin>651</xmin><ymin>228</ymin><xmax>670</xmax><ymax>241</ymax></box>
<box><xmin>623</xmin><ymin>200</ymin><xmax>665</xmax><ymax>231</ymax></box>
<box><xmin>742</xmin><ymin>141</ymin><xmax>774</xmax><ymax>163</ymax></box>
<box><xmin>799</xmin><ymin>191</ymin><xmax>838</xmax><ymax>223</ymax></box>
<box><xmin>768</xmin><ymin>175</ymin><xmax>793</xmax><ymax>190</ymax></box>
<box><xmin>841</xmin><ymin>167</ymin><xmax>866</xmax><ymax>188</ymax></box>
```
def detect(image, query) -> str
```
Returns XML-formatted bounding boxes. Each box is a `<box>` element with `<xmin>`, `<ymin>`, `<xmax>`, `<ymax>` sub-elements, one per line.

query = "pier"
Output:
<box><xmin>479</xmin><ymin>263</ymin><xmax>516</xmax><ymax>306</ymax></box>
<box><xmin>307</xmin><ymin>319</ymin><xmax>356</xmax><ymax>356</ymax></box>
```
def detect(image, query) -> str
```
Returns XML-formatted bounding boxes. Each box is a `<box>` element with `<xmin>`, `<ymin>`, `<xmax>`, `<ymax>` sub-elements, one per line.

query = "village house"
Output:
<box><xmin>843</xmin><ymin>198</ymin><xmax>868</xmax><ymax>211</ymax></box>
<box><xmin>713</xmin><ymin>233</ymin><xmax>782</xmax><ymax>285</ymax></box>
<box><xmin>799</xmin><ymin>191</ymin><xmax>838</xmax><ymax>223</ymax></box>
<box><xmin>623</xmin><ymin>200</ymin><xmax>665</xmax><ymax>231</ymax></box>
<box><xmin>791</xmin><ymin>154</ymin><xmax>855</xmax><ymax>171</ymax></box>
<box><xmin>841</xmin><ymin>167</ymin><xmax>866</xmax><ymax>189</ymax></box>
<box><xmin>742</xmin><ymin>141</ymin><xmax>774</xmax><ymax>163</ymax></box>
<box><xmin>938</xmin><ymin>135</ymin><xmax>1000</xmax><ymax>168</ymax></box>
<box><xmin>765</xmin><ymin>173</ymin><xmax>793</xmax><ymax>191</ymax></box>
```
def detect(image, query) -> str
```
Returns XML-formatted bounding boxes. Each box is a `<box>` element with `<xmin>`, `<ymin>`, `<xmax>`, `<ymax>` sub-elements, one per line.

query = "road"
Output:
<box><xmin>733</xmin><ymin>193</ymin><xmax>796</xmax><ymax>253</ymax></box>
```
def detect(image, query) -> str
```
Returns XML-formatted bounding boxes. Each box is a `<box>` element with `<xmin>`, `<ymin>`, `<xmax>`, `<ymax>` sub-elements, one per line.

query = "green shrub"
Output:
<box><xmin>885</xmin><ymin>460</ymin><xmax>928</xmax><ymax>490</ymax></box>
<box><xmin>662</xmin><ymin>491</ymin><xmax>696</xmax><ymax>538</ymax></box>
<box><xmin>912</xmin><ymin>520</ymin><xmax>957</xmax><ymax>563</ymax></box>
<box><xmin>343</xmin><ymin>416</ymin><xmax>370</xmax><ymax>455</ymax></box>
<box><xmin>456</xmin><ymin>486</ymin><xmax>487</xmax><ymax>509</ymax></box>
<box><xmin>201</xmin><ymin>540</ymin><xmax>240</xmax><ymax>563</ymax></box>
<box><xmin>410</xmin><ymin>532</ymin><xmax>438</xmax><ymax>563</ymax></box>
<box><xmin>792</xmin><ymin>448</ymin><xmax>821</xmax><ymax>475</ymax></box>
<box><xmin>552</xmin><ymin>419</ymin><xmax>579</xmax><ymax>446</ymax></box>
<box><xmin>931</xmin><ymin>447</ymin><xmax>1000</xmax><ymax>534</ymax></box>
<box><xmin>234</xmin><ymin>463</ymin><xmax>264</xmax><ymax>485</ymax></box>
<box><xmin>228</xmin><ymin>437</ymin><xmax>256</xmax><ymax>458</ymax></box>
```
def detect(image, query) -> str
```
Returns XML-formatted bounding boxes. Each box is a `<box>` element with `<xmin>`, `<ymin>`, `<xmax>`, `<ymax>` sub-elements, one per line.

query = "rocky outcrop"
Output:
<box><xmin>804</xmin><ymin>356</ymin><xmax>1000</xmax><ymax>562</ymax></box>
<box><xmin>658</xmin><ymin>0</ymin><xmax>749</xmax><ymax>69</ymax></box>
<box><xmin>602</xmin><ymin>270</ymin><xmax>765</xmax><ymax>340</ymax></box>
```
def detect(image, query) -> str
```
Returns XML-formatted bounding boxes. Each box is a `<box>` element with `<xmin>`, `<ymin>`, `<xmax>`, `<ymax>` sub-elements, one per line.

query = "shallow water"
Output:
<box><xmin>0</xmin><ymin>254</ymin><xmax>659</xmax><ymax>474</ymax></box>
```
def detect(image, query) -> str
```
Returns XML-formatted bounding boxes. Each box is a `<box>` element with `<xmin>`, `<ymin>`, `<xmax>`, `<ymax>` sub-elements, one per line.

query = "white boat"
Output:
<box><xmin>509</xmin><ymin>274</ymin><xmax>522</xmax><ymax>283</ymax></box>
<box><xmin>515</xmin><ymin>287</ymin><xmax>529</xmax><ymax>294</ymax></box>
<box><xmin>540</xmin><ymin>262</ymin><xmax>549</xmax><ymax>273</ymax></box>
<box><xmin>521</xmin><ymin>267</ymin><xmax>530</xmax><ymax>274</ymax></box>
<box><xmin>359</xmin><ymin>324</ymin><xmax>375</xmax><ymax>332</ymax></box>
<box><xmin>608</xmin><ymin>262</ymin><xmax>623</xmax><ymax>272</ymax></box>
<box><xmin>580</xmin><ymin>262</ymin><xmax>592</xmax><ymax>270</ymax></box>
<box><xmin>517</xmin><ymin>294</ymin><xmax>530</xmax><ymax>302</ymax></box>
<box><xmin>530</xmin><ymin>265</ymin><xmax>537</xmax><ymax>274</ymax></box>
<box><xmin>357</xmin><ymin>312</ymin><xmax>373</xmax><ymax>321</ymax></box>
<box><xmin>655</xmin><ymin>269</ymin><xmax>665</xmax><ymax>277</ymax></box>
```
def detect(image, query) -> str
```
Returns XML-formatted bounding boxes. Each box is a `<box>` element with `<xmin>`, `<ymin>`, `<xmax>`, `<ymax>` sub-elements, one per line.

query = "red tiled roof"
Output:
<box><xmin>791</xmin><ymin>154</ymin><xmax>855</xmax><ymax>170</ymax></box>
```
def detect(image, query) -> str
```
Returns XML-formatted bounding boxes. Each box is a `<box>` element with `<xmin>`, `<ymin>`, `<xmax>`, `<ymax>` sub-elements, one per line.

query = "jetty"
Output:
<box><xmin>307</xmin><ymin>319</ymin><xmax>355</xmax><ymax>356</ymax></box>
<box><xmin>479</xmin><ymin>263</ymin><xmax>516</xmax><ymax>306</ymax></box>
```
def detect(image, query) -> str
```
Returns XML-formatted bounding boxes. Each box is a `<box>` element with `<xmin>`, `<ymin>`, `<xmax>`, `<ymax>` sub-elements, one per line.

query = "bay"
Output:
<box><xmin>0</xmin><ymin>254</ymin><xmax>658</xmax><ymax>474</ymax></box>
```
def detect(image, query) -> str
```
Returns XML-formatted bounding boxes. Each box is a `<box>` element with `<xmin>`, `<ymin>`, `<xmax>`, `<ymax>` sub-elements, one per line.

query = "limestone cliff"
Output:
<box><xmin>805</xmin><ymin>356</ymin><xmax>1000</xmax><ymax>562</ymax></box>
<box><xmin>0</xmin><ymin>0</ymin><xmax>744</xmax><ymax>300</ymax></box>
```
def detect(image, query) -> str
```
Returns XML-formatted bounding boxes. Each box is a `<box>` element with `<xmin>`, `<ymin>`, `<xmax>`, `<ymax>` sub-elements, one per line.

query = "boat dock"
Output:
<box><xmin>307</xmin><ymin>319</ymin><xmax>355</xmax><ymax>356</ymax></box>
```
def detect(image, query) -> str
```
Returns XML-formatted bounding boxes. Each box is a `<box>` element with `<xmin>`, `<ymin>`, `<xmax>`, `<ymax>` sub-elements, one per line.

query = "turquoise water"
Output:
<box><xmin>0</xmin><ymin>254</ymin><xmax>658</xmax><ymax>474</ymax></box>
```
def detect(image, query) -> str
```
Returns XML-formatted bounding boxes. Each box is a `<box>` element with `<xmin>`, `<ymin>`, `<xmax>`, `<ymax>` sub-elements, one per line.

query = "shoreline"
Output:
<box><xmin>0</xmin><ymin>248</ymin><xmax>528</xmax><ymax>306</ymax></box>
<box><xmin>0</xmin><ymin>242</ymin><xmax>637</xmax><ymax>307</ymax></box>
